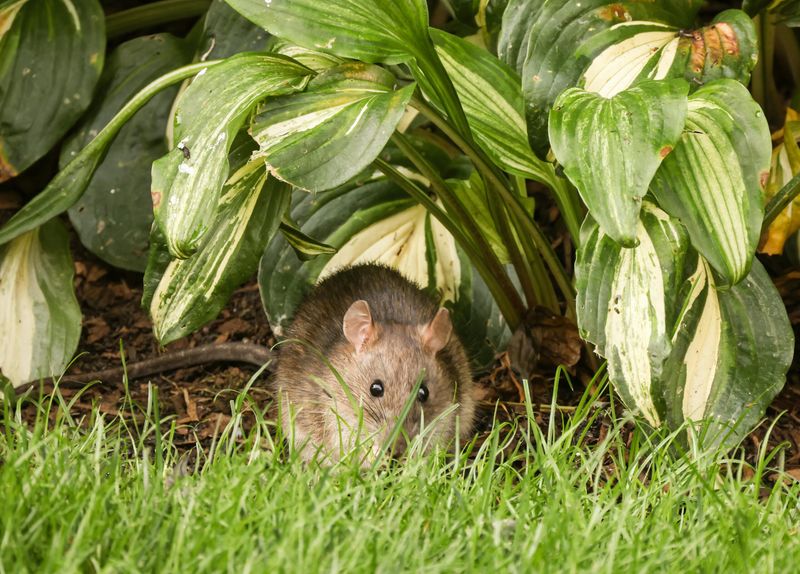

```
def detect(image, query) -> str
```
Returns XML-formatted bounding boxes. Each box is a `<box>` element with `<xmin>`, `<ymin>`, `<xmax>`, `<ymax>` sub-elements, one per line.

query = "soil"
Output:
<box><xmin>9</xmin><ymin>237</ymin><xmax>800</xmax><ymax>480</ymax></box>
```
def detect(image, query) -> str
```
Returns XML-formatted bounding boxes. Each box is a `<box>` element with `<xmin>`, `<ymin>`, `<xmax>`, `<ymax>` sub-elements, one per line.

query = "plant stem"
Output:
<box><xmin>105</xmin><ymin>0</ymin><xmax>212</xmax><ymax>38</ymax></box>
<box><xmin>389</xmin><ymin>133</ymin><xmax>525</xmax><ymax>328</ymax></box>
<box><xmin>762</xmin><ymin>171</ymin><xmax>800</xmax><ymax>232</ymax></box>
<box><xmin>375</xmin><ymin>159</ymin><xmax>521</xmax><ymax>326</ymax></box>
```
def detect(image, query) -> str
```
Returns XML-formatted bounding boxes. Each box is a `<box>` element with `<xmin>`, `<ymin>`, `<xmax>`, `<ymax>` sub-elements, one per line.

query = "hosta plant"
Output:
<box><xmin>0</xmin><ymin>0</ymin><xmax>796</xmax><ymax>448</ymax></box>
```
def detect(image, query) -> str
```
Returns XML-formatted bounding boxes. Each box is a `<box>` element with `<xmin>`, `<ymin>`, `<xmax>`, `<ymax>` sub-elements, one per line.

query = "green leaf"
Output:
<box><xmin>259</xmin><ymin>179</ymin><xmax>510</xmax><ymax>368</ymax></box>
<box><xmin>269</xmin><ymin>38</ymin><xmax>345</xmax><ymax>72</ymax></box>
<box><xmin>151</xmin><ymin>52</ymin><xmax>311</xmax><ymax>259</ymax></box>
<box><xmin>199</xmin><ymin>0</ymin><xmax>271</xmax><ymax>59</ymax></box>
<box><xmin>662</xmin><ymin>258</ymin><xmax>793</xmax><ymax>448</ymax></box>
<box><xmin>279</xmin><ymin>219</ymin><xmax>337</xmax><ymax>260</ymax></box>
<box><xmin>60</xmin><ymin>34</ymin><xmax>193</xmax><ymax>272</ymax></box>
<box><xmin>576</xmin><ymin>203</ymin><xmax>692</xmax><ymax>426</ymax></box>
<box><xmin>147</xmin><ymin>161</ymin><xmax>291</xmax><ymax>345</ymax></box>
<box><xmin>0</xmin><ymin>219</ymin><xmax>81</xmax><ymax>387</ymax></box>
<box><xmin>549</xmin><ymin>80</ymin><xmax>688</xmax><ymax>246</ymax></box>
<box><xmin>743</xmin><ymin>0</ymin><xmax>800</xmax><ymax>27</ymax></box>
<box><xmin>224</xmin><ymin>0</ymin><xmax>429</xmax><ymax>65</ymax></box>
<box><xmin>650</xmin><ymin>80</ymin><xmax>771</xmax><ymax>285</ymax></box>
<box><xmin>447</xmin><ymin>175</ymin><xmax>510</xmax><ymax>264</ymax></box>
<box><xmin>250</xmin><ymin>63</ymin><xmax>414</xmax><ymax>191</ymax></box>
<box><xmin>0</xmin><ymin>0</ymin><xmax>105</xmax><ymax>180</ymax></box>
<box><xmin>0</xmin><ymin>60</ymin><xmax>227</xmax><ymax>247</ymax></box>
<box><xmin>431</xmin><ymin>28</ymin><xmax>550</xmax><ymax>182</ymax></box>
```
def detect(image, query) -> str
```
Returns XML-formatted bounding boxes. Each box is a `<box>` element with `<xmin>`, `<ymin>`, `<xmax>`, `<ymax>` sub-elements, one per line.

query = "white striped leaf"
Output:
<box><xmin>650</xmin><ymin>80</ymin><xmax>771</xmax><ymax>285</ymax></box>
<box><xmin>0</xmin><ymin>0</ymin><xmax>105</xmax><ymax>181</ymax></box>
<box><xmin>224</xmin><ymin>0</ymin><xmax>429</xmax><ymax>65</ymax></box>
<box><xmin>662</xmin><ymin>258</ymin><xmax>793</xmax><ymax>447</ymax></box>
<box><xmin>151</xmin><ymin>53</ymin><xmax>311</xmax><ymax>259</ymax></box>
<box><xmin>549</xmin><ymin>80</ymin><xmax>688</xmax><ymax>246</ymax></box>
<box><xmin>0</xmin><ymin>219</ymin><xmax>81</xmax><ymax>387</ymax></box>
<box><xmin>146</xmin><ymin>159</ymin><xmax>291</xmax><ymax>345</ymax></box>
<box><xmin>576</xmin><ymin>203</ymin><xmax>692</xmax><ymax>426</ymax></box>
<box><xmin>431</xmin><ymin>28</ymin><xmax>551</xmax><ymax>183</ymax></box>
<box><xmin>259</xmin><ymin>179</ymin><xmax>510</xmax><ymax>368</ymax></box>
<box><xmin>249</xmin><ymin>63</ymin><xmax>415</xmax><ymax>191</ymax></box>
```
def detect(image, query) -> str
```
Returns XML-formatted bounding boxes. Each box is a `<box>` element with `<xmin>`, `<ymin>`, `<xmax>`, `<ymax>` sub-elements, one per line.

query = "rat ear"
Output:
<box><xmin>420</xmin><ymin>308</ymin><xmax>453</xmax><ymax>354</ymax></box>
<box><xmin>343</xmin><ymin>300</ymin><xmax>376</xmax><ymax>354</ymax></box>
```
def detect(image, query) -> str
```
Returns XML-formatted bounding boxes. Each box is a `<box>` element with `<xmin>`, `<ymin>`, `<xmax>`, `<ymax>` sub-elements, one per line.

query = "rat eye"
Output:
<box><xmin>418</xmin><ymin>384</ymin><xmax>429</xmax><ymax>403</ymax></box>
<box><xmin>370</xmin><ymin>380</ymin><xmax>384</xmax><ymax>397</ymax></box>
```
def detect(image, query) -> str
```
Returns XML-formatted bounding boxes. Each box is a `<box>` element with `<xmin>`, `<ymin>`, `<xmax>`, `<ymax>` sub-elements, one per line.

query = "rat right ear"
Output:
<box><xmin>343</xmin><ymin>300</ymin><xmax>376</xmax><ymax>354</ymax></box>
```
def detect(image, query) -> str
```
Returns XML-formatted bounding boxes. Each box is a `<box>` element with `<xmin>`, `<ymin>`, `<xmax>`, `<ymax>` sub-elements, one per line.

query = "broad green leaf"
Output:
<box><xmin>60</xmin><ymin>34</ymin><xmax>193</xmax><ymax>272</ymax></box>
<box><xmin>259</xmin><ymin>179</ymin><xmax>510</xmax><ymax>368</ymax></box>
<box><xmin>151</xmin><ymin>52</ymin><xmax>311</xmax><ymax>258</ymax></box>
<box><xmin>498</xmin><ymin>2</ymin><xmax>755</xmax><ymax>155</ymax></box>
<box><xmin>431</xmin><ymin>28</ymin><xmax>550</xmax><ymax>182</ymax></box>
<box><xmin>0</xmin><ymin>0</ymin><xmax>104</xmax><ymax>181</ymax></box>
<box><xmin>0</xmin><ymin>60</ymin><xmax>226</xmax><ymax>247</ymax></box>
<box><xmin>250</xmin><ymin>63</ymin><xmax>414</xmax><ymax>192</ymax></box>
<box><xmin>269</xmin><ymin>39</ymin><xmax>345</xmax><ymax>72</ymax></box>
<box><xmin>650</xmin><ymin>80</ymin><xmax>770</xmax><ymax>285</ymax></box>
<box><xmin>662</xmin><ymin>258</ymin><xmax>793</xmax><ymax>447</ymax></box>
<box><xmin>576</xmin><ymin>204</ymin><xmax>692</xmax><ymax>426</ymax></box>
<box><xmin>0</xmin><ymin>219</ymin><xmax>80</xmax><ymax>387</ymax></box>
<box><xmin>743</xmin><ymin>0</ymin><xmax>800</xmax><ymax>26</ymax></box>
<box><xmin>147</xmin><ymin>162</ymin><xmax>291</xmax><ymax>345</ymax></box>
<box><xmin>549</xmin><ymin>80</ymin><xmax>688</xmax><ymax>246</ymax></box>
<box><xmin>199</xmin><ymin>0</ymin><xmax>270</xmax><ymax>59</ymax></box>
<box><xmin>224</xmin><ymin>0</ymin><xmax>429</xmax><ymax>65</ymax></box>
<box><xmin>448</xmin><ymin>175</ymin><xmax>510</xmax><ymax>264</ymax></box>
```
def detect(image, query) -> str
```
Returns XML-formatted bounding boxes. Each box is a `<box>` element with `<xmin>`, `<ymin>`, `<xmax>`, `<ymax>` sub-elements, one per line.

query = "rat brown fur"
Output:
<box><xmin>273</xmin><ymin>263</ymin><xmax>475</xmax><ymax>465</ymax></box>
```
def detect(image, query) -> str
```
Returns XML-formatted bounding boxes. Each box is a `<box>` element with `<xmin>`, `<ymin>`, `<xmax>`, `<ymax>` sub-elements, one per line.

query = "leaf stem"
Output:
<box><xmin>762</xmin><ymin>171</ymin><xmax>800</xmax><ymax>232</ymax></box>
<box><xmin>105</xmin><ymin>0</ymin><xmax>212</xmax><ymax>38</ymax></box>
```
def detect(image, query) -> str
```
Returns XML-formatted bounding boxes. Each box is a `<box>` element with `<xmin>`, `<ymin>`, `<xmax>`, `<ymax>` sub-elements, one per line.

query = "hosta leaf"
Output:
<box><xmin>259</xmin><ymin>179</ymin><xmax>509</xmax><ymax>368</ymax></box>
<box><xmin>250</xmin><ymin>63</ymin><xmax>414</xmax><ymax>191</ymax></box>
<box><xmin>151</xmin><ymin>52</ymin><xmax>311</xmax><ymax>259</ymax></box>
<box><xmin>269</xmin><ymin>39</ymin><xmax>345</xmax><ymax>72</ymax></box>
<box><xmin>743</xmin><ymin>0</ymin><xmax>800</xmax><ymax>26</ymax></box>
<box><xmin>498</xmin><ymin>2</ymin><xmax>755</xmax><ymax>155</ymax></box>
<box><xmin>662</xmin><ymin>258</ymin><xmax>793</xmax><ymax>447</ymax></box>
<box><xmin>650</xmin><ymin>80</ymin><xmax>770</xmax><ymax>285</ymax></box>
<box><xmin>549</xmin><ymin>80</ymin><xmax>688</xmax><ymax>246</ymax></box>
<box><xmin>431</xmin><ymin>28</ymin><xmax>550</xmax><ymax>182</ymax></box>
<box><xmin>146</xmin><ymin>161</ymin><xmax>291</xmax><ymax>345</ymax></box>
<box><xmin>224</xmin><ymin>0</ymin><xmax>429</xmax><ymax>65</ymax></box>
<box><xmin>0</xmin><ymin>60</ymin><xmax>224</xmax><ymax>247</ymax></box>
<box><xmin>576</xmin><ymin>204</ymin><xmax>692</xmax><ymax>426</ymax></box>
<box><xmin>60</xmin><ymin>34</ymin><xmax>193</xmax><ymax>272</ymax></box>
<box><xmin>760</xmin><ymin>109</ymin><xmax>800</xmax><ymax>255</ymax></box>
<box><xmin>0</xmin><ymin>0</ymin><xmax>105</xmax><ymax>181</ymax></box>
<box><xmin>0</xmin><ymin>219</ymin><xmax>80</xmax><ymax>387</ymax></box>
<box><xmin>199</xmin><ymin>0</ymin><xmax>270</xmax><ymax>59</ymax></box>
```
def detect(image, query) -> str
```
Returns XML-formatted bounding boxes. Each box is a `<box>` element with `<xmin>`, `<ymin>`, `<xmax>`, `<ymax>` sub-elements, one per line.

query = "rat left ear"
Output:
<box><xmin>420</xmin><ymin>308</ymin><xmax>453</xmax><ymax>354</ymax></box>
<box><xmin>343</xmin><ymin>300</ymin><xmax>376</xmax><ymax>354</ymax></box>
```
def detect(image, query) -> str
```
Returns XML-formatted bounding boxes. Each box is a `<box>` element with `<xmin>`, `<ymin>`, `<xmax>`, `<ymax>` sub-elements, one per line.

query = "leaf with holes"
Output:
<box><xmin>650</xmin><ymin>80</ymin><xmax>771</xmax><ymax>285</ymax></box>
<box><xmin>250</xmin><ymin>63</ymin><xmax>414</xmax><ymax>192</ymax></box>
<box><xmin>549</xmin><ymin>80</ymin><xmax>688</xmax><ymax>246</ymax></box>
<box><xmin>0</xmin><ymin>219</ymin><xmax>81</xmax><ymax>387</ymax></box>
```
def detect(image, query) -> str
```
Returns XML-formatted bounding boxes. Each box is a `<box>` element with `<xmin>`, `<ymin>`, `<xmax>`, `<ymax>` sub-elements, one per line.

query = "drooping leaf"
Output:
<box><xmin>151</xmin><ymin>52</ymin><xmax>311</xmax><ymax>258</ymax></box>
<box><xmin>0</xmin><ymin>0</ymin><xmax>105</xmax><ymax>181</ymax></box>
<box><xmin>650</xmin><ymin>80</ymin><xmax>771</xmax><ymax>285</ymax></box>
<box><xmin>0</xmin><ymin>219</ymin><xmax>81</xmax><ymax>387</ymax></box>
<box><xmin>269</xmin><ymin>38</ymin><xmax>345</xmax><ymax>72</ymax></box>
<box><xmin>549</xmin><ymin>80</ymin><xmax>688</xmax><ymax>246</ymax></box>
<box><xmin>60</xmin><ymin>34</ymin><xmax>193</xmax><ymax>272</ymax></box>
<box><xmin>0</xmin><ymin>60</ymin><xmax>225</xmax><ymax>247</ymax></box>
<box><xmin>250</xmin><ymin>63</ymin><xmax>414</xmax><ymax>192</ymax></box>
<box><xmin>259</xmin><ymin>179</ymin><xmax>510</xmax><ymax>368</ymax></box>
<box><xmin>576</xmin><ymin>204</ymin><xmax>693</xmax><ymax>426</ymax></box>
<box><xmin>146</xmin><ymin>161</ymin><xmax>290</xmax><ymax>345</ymax></box>
<box><xmin>279</xmin><ymin>219</ymin><xmax>336</xmax><ymax>260</ymax></box>
<box><xmin>760</xmin><ymin>108</ymin><xmax>800</xmax><ymax>255</ymax></box>
<box><xmin>199</xmin><ymin>0</ymin><xmax>271</xmax><ymax>59</ymax></box>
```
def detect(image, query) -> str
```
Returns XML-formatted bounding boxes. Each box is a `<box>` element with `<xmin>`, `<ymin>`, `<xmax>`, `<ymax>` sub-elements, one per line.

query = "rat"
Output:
<box><xmin>273</xmin><ymin>262</ymin><xmax>476</xmax><ymax>465</ymax></box>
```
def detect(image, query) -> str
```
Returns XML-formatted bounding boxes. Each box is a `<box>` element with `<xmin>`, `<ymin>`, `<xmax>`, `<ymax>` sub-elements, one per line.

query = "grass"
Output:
<box><xmin>1</xmin><ymin>374</ymin><xmax>799</xmax><ymax>573</ymax></box>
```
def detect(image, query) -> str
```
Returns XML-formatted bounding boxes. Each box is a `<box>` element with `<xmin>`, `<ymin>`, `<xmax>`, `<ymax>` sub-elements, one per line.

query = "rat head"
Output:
<box><xmin>327</xmin><ymin>299</ymin><xmax>461</xmax><ymax>457</ymax></box>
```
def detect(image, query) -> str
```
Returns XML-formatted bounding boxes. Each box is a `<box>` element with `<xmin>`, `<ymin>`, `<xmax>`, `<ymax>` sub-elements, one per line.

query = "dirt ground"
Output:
<box><xmin>7</xmin><ymin>234</ymin><xmax>799</xmax><ymax>481</ymax></box>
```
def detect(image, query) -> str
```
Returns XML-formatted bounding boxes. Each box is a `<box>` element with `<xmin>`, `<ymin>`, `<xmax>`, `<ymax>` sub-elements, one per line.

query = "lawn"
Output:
<box><xmin>2</xmin><ymin>376</ymin><xmax>799</xmax><ymax>573</ymax></box>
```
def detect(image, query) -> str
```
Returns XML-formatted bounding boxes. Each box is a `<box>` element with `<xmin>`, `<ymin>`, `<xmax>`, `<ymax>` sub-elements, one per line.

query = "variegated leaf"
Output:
<box><xmin>0</xmin><ymin>219</ymin><xmax>81</xmax><ymax>387</ymax></box>
<box><xmin>0</xmin><ymin>0</ymin><xmax>105</xmax><ymax>181</ymax></box>
<box><xmin>259</xmin><ymin>179</ymin><xmax>510</xmax><ymax>368</ymax></box>
<box><xmin>151</xmin><ymin>53</ymin><xmax>311</xmax><ymax>259</ymax></box>
<box><xmin>146</xmin><ymin>160</ymin><xmax>290</xmax><ymax>345</ymax></box>
<box><xmin>650</xmin><ymin>80</ymin><xmax>770</xmax><ymax>285</ymax></box>
<box><xmin>250</xmin><ymin>63</ymin><xmax>414</xmax><ymax>191</ymax></box>
<box><xmin>549</xmin><ymin>80</ymin><xmax>688</xmax><ymax>246</ymax></box>
<box><xmin>576</xmin><ymin>203</ymin><xmax>692</xmax><ymax>426</ymax></box>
